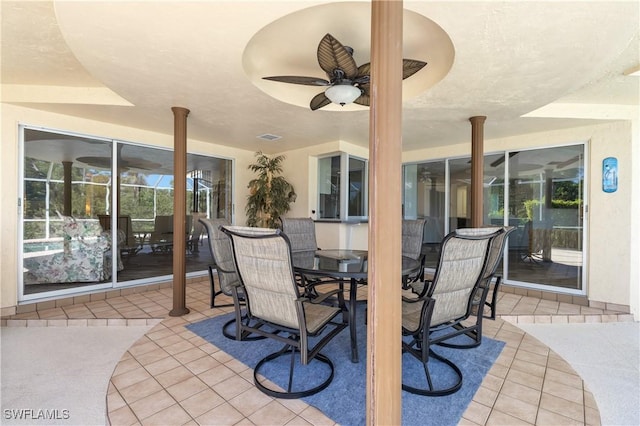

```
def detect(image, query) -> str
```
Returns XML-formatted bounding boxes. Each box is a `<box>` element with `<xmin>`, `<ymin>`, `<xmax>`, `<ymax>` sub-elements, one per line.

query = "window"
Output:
<box><xmin>318</xmin><ymin>153</ymin><xmax>368</xmax><ymax>221</ymax></box>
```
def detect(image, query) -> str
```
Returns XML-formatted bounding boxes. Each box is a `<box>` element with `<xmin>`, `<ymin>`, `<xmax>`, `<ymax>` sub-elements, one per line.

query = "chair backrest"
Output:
<box><xmin>98</xmin><ymin>214</ymin><xmax>136</xmax><ymax>246</ymax></box>
<box><xmin>402</xmin><ymin>218</ymin><xmax>427</xmax><ymax>261</ymax></box>
<box><xmin>190</xmin><ymin>212</ymin><xmax>206</xmax><ymax>241</ymax></box>
<box><xmin>280</xmin><ymin>217</ymin><xmax>318</xmax><ymax>254</ymax></box>
<box><xmin>154</xmin><ymin>215</ymin><xmax>173</xmax><ymax>234</ymax></box>
<box><xmin>455</xmin><ymin>226</ymin><xmax>515</xmax><ymax>280</ymax></box>
<box><xmin>222</xmin><ymin>226</ymin><xmax>301</xmax><ymax>330</ymax></box>
<box><xmin>428</xmin><ymin>230</ymin><xmax>499</xmax><ymax>326</ymax></box>
<box><xmin>200</xmin><ymin>218</ymin><xmax>240</xmax><ymax>295</ymax></box>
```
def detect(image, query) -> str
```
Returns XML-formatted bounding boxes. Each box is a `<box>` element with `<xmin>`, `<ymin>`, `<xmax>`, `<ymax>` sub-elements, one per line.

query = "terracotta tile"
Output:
<box><xmin>546</xmin><ymin>353</ymin><xmax>574</xmax><ymax>374</ymax></box>
<box><xmin>155</xmin><ymin>365</ymin><xmax>195</xmax><ymax>388</ymax></box>
<box><xmin>462</xmin><ymin>400</ymin><xmax>492</xmax><ymax>425</ymax></box>
<box><xmin>134</xmin><ymin>348</ymin><xmax>171</xmax><ymax>367</ymax></box>
<box><xmin>196</xmin><ymin>402</ymin><xmax>245</xmax><ymax>426</ymax></box>
<box><xmin>108</xmin><ymin>404</ymin><xmax>140</xmax><ymax>426</ymax></box>
<box><xmin>544</xmin><ymin>367</ymin><xmax>583</xmax><ymax>389</ymax></box>
<box><xmin>278</xmin><ymin>396</ymin><xmax>312</xmax><ymax>415</ymax></box>
<box><xmin>505</xmin><ymin>369</ymin><xmax>544</xmax><ymax>391</ymax></box>
<box><xmin>129</xmin><ymin>389</ymin><xmax>176</xmax><ymax>420</ymax></box>
<box><xmin>111</xmin><ymin>366</ymin><xmax>153</xmax><ymax>390</ymax></box>
<box><xmin>585</xmin><ymin>405</ymin><xmax>602</xmax><ymax>426</ymax></box>
<box><xmin>486</xmin><ymin>409</ymin><xmax>533</xmax><ymax>425</ymax></box>
<box><xmin>284</xmin><ymin>416</ymin><xmax>314</xmax><ymax>426</ymax></box>
<box><xmin>227</xmin><ymin>386</ymin><xmax>274</xmax><ymax>418</ymax></box>
<box><xmin>119</xmin><ymin>377</ymin><xmax>164</xmax><ymax>405</ymax></box>
<box><xmin>198</xmin><ymin>364</ymin><xmax>239</xmax><ymax>387</ymax></box>
<box><xmin>488</xmin><ymin>362</ymin><xmax>509</xmax><ymax>379</ymax></box>
<box><xmin>542</xmin><ymin>379</ymin><xmax>585</xmax><ymax>405</ymax></box>
<box><xmin>499</xmin><ymin>380</ymin><xmax>541</xmax><ymax>406</ymax></box>
<box><xmin>212</xmin><ymin>375</ymin><xmax>253</xmax><ymax>401</ymax></box>
<box><xmin>145</xmin><ymin>356</ymin><xmax>183</xmax><ymax>376</ymax></box>
<box><xmin>113</xmin><ymin>358</ymin><xmax>144</xmax><ymax>377</ymax></box>
<box><xmin>480</xmin><ymin>373</ymin><xmax>505</xmax><ymax>392</ymax></box>
<box><xmin>536</xmin><ymin>407</ymin><xmax>583</xmax><ymax>425</ymax></box>
<box><xmin>107</xmin><ymin>389</ymin><xmax>128</xmax><ymax>412</ymax></box>
<box><xmin>173</xmin><ymin>346</ymin><xmax>208</xmax><ymax>364</ymax></box>
<box><xmin>163</xmin><ymin>340</ymin><xmax>197</xmax><ymax>356</ymax></box>
<box><xmin>140</xmin><ymin>403</ymin><xmax>192</xmax><ymax>426</ymax></box>
<box><xmin>128</xmin><ymin>340</ymin><xmax>161</xmax><ymax>357</ymax></box>
<box><xmin>472</xmin><ymin>385</ymin><xmax>499</xmax><ymax>407</ymax></box>
<box><xmin>180</xmin><ymin>389</ymin><xmax>226</xmax><ymax>418</ymax></box>
<box><xmin>225</xmin><ymin>358</ymin><xmax>251</xmax><ymax>374</ymax></box>
<box><xmin>166</xmin><ymin>376</ymin><xmax>209</xmax><ymax>402</ymax></box>
<box><xmin>297</xmin><ymin>405</ymin><xmax>335</xmax><ymax>425</ymax></box>
<box><xmin>185</xmin><ymin>354</ymin><xmax>222</xmax><ymax>375</ymax></box>
<box><xmin>458</xmin><ymin>417</ymin><xmax>482</xmax><ymax>426</ymax></box>
<box><xmin>538</xmin><ymin>393</ymin><xmax>584</xmax><ymax>423</ymax></box>
<box><xmin>247</xmin><ymin>400</ymin><xmax>296</xmax><ymax>426</ymax></box>
<box><xmin>493</xmin><ymin>394</ymin><xmax>538</xmax><ymax>424</ymax></box>
<box><xmin>514</xmin><ymin>347</ymin><xmax>548</xmax><ymax>367</ymax></box>
<box><xmin>153</xmin><ymin>333</ymin><xmax>184</xmax><ymax>347</ymax></box>
<box><xmin>584</xmin><ymin>389</ymin><xmax>598</xmax><ymax>410</ymax></box>
<box><xmin>510</xmin><ymin>358</ymin><xmax>546</xmax><ymax>378</ymax></box>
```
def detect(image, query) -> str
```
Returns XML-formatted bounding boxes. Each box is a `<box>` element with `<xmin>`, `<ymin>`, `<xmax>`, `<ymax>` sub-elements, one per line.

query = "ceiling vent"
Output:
<box><xmin>257</xmin><ymin>133</ymin><xmax>282</xmax><ymax>141</ymax></box>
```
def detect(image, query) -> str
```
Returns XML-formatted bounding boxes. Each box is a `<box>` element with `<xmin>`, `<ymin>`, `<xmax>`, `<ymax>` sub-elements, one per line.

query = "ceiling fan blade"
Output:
<box><xmin>356</xmin><ymin>63</ymin><xmax>371</xmax><ymax>79</ymax></box>
<box><xmin>263</xmin><ymin>76</ymin><xmax>330</xmax><ymax>86</ymax></box>
<box><xmin>549</xmin><ymin>155</ymin><xmax>581</xmax><ymax>169</ymax></box>
<box><xmin>402</xmin><ymin>59</ymin><xmax>427</xmax><ymax>79</ymax></box>
<box><xmin>353</xmin><ymin>83</ymin><xmax>370</xmax><ymax>106</ymax></box>
<box><xmin>310</xmin><ymin>92</ymin><xmax>332</xmax><ymax>111</ymax></box>
<box><xmin>317</xmin><ymin>33</ymin><xmax>358</xmax><ymax>80</ymax></box>
<box><xmin>490</xmin><ymin>152</ymin><xmax>519</xmax><ymax>167</ymax></box>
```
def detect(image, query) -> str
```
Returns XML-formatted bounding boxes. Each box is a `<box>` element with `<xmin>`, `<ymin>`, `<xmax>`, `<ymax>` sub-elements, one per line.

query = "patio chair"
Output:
<box><xmin>200</xmin><ymin>218</ymin><xmax>266</xmax><ymax>341</ymax></box>
<box><xmin>401</xmin><ymin>229</ymin><xmax>497</xmax><ymax>396</ymax></box>
<box><xmin>280</xmin><ymin>217</ymin><xmax>318</xmax><ymax>250</ymax></box>
<box><xmin>429</xmin><ymin>226</ymin><xmax>513</xmax><ymax>349</ymax></box>
<box><xmin>188</xmin><ymin>212</ymin><xmax>206</xmax><ymax>253</ymax></box>
<box><xmin>458</xmin><ymin>226</ymin><xmax>516</xmax><ymax>320</ymax></box>
<box><xmin>280</xmin><ymin>217</ymin><xmax>328</xmax><ymax>294</ymax></box>
<box><xmin>222</xmin><ymin>226</ymin><xmax>348</xmax><ymax>399</ymax></box>
<box><xmin>402</xmin><ymin>218</ymin><xmax>427</xmax><ymax>286</ymax></box>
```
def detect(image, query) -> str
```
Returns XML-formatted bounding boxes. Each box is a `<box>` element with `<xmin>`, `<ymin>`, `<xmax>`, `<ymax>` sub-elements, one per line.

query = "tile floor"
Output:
<box><xmin>2</xmin><ymin>276</ymin><xmax>635</xmax><ymax>426</ymax></box>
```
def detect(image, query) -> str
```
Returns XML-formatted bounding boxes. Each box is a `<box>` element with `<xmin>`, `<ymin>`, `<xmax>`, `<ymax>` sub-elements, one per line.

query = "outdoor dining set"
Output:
<box><xmin>198</xmin><ymin>216</ymin><xmax>514</xmax><ymax>399</ymax></box>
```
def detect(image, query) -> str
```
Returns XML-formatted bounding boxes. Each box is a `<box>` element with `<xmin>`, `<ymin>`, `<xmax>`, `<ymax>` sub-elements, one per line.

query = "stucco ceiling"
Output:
<box><xmin>2</xmin><ymin>1</ymin><xmax>638</xmax><ymax>154</ymax></box>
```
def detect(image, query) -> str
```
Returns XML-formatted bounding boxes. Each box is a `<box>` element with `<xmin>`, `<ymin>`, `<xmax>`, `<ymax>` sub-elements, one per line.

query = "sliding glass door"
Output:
<box><xmin>403</xmin><ymin>143</ymin><xmax>586</xmax><ymax>293</ymax></box>
<box><xmin>20</xmin><ymin>126</ymin><xmax>233</xmax><ymax>299</ymax></box>
<box><xmin>505</xmin><ymin>145</ymin><xmax>585</xmax><ymax>291</ymax></box>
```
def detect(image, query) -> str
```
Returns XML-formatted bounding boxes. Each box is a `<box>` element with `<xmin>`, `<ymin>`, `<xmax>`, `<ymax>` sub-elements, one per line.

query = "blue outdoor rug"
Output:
<box><xmin>187</xmin><ymin>309</ymin><xmax>504</xmax><ymax>426</ymax></box>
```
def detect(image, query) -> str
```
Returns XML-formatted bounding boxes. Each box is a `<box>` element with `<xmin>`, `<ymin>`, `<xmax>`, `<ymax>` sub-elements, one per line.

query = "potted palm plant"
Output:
<box><xmin>245</xmin><ymin>151</ymin><xmax>296</xmax><ymax>228</ymax></box>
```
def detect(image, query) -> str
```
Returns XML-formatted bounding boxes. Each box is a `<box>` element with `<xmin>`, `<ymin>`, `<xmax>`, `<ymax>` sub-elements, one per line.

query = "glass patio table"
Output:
<box><xmin>292</xmin><ymin>249</ymin><xmax>421</xmax><ymax>362</ymax></box>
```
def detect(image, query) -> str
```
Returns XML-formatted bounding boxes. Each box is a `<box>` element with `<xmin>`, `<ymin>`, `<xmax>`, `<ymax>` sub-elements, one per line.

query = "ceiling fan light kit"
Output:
<box><xmin>325</xmin><ymin>84</ymin><xmax>363</xmax><ymax>106</ymax></box>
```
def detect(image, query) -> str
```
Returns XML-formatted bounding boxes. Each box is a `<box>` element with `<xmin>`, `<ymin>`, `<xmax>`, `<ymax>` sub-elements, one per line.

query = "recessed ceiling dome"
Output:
<box><xmin>243</xmin><ymin>2</ymin><xmax>455</xmax><ymax>111</ymax></box>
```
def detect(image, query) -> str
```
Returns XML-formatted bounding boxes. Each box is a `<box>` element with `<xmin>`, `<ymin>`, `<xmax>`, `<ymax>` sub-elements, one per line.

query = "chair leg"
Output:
<box><xmin>438</xmin><ymin>284</ymin><xmax>489</xmax><ymax>349</ymax></box>
<box><xmin>485</xmin><ymin>276</ymin><xmax>502</xmax><ymax>320</ymax></box>
<box><xmin>253</xmin><ymin>344</ymin><xmax>334</xmax><ymax>399</ymax></box>
<box><xmin>208</xmin><ymin>265</ymin><xmax>234</xmax><ymax>309</ymax></box>
<box><xmin>402</xmin><ymin>346</ymin><xmax>463</xmax><ymax>397</ymax></box>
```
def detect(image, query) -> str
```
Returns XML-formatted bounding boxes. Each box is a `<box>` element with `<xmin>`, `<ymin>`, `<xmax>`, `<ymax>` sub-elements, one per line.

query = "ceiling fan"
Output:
<box><xmin>262</xmin><ymin>33</ymin><xmax>427</xmax><ymax>111</ymax></box>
